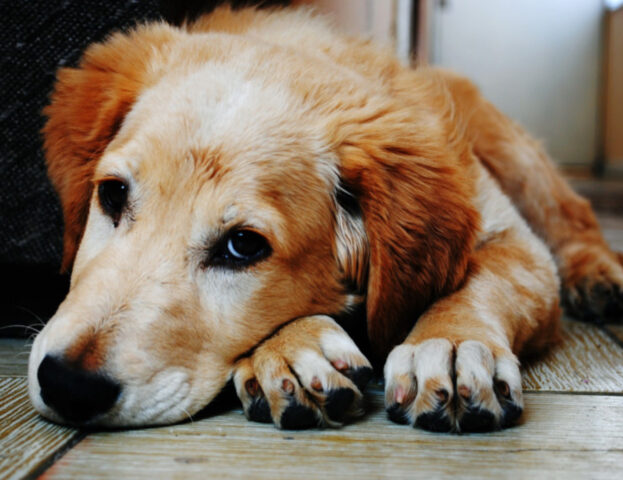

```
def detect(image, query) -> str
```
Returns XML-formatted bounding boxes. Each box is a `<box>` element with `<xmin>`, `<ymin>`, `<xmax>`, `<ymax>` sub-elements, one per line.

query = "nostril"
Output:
<box><xmin>37</xmin><ymin>354</ymin><xmax>120</xmax><ymax>423</ymax></box>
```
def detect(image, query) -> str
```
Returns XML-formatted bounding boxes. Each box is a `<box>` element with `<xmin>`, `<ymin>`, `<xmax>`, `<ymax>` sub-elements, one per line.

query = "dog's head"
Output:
<box><xmin>29</xmin><ymin>12</ymin><xmax>477</xmax><ymax>427</ymax></box>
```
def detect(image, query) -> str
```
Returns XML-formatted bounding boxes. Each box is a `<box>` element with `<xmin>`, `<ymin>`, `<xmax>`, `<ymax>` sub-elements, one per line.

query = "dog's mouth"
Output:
<box><xmin>33</xmin><ymin>359</ymin><xmax>222</xmax><ymax>428</ymax></box>
<box><xmin>29</xmin><ymin>332</ymin><xmax>231</xmax><ymax>428</ymax></box>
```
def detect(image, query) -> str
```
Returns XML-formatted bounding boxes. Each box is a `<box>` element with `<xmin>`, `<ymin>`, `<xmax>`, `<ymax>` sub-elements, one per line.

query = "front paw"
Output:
<box><xmin>384</xmin><ymin>339</ymin><xmax>523</xmax><ymax>433</ymax></box>
<box><xmin>233</xmin><ymin>315</ymin><xmax>373</xmax><ymax>430</ymax></box>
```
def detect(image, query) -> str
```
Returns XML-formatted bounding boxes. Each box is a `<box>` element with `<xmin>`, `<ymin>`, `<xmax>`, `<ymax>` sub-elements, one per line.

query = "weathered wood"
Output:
<box><xmin>0</xmin><ymin>378</ymin><xmax>80</xmax><ymax>480</ymax></box>
<box><xmin>521</xmin><ymin>317</ymin><xmax>623</xmax><ymax>392</ymax></box>
<box><xmin>41</xmin><ymin>390</ymin><xmax>623</xmax><ymax>480</ymax></box>
<box><xmin>0</xmin><ymin>338</ymin><xmax>30</xmax><ymax>378</ymax></box>
<box><xmin>1</xmin><ymin>282</ymin><xmax>622</xmax><ymax>479</ymax></box>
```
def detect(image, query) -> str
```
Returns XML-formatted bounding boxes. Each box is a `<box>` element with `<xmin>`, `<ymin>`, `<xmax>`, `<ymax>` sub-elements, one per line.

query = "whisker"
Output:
<box><xmin>14</xmin><ymin>305</ymin><xmax>49</xmax><ymax>326</ymax></box>
<box><xmin>0</xmin><ymin>324</ymin><xmax>42</xmax><ymax>335</ymax></box>
<box><xmin>27</xmin><ymin>331</ymin><xmax>40</xmax><ymax>342</ymax></box>
<box><xmin>181</xmin><ymin>406</ymin><xmax>194</xmax><ymax>424</ymax></box>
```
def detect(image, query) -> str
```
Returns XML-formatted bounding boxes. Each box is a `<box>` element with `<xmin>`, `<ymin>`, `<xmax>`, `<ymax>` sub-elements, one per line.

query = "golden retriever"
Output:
<box><xmin>28</xmin><ymin>5</ymin><xmax>623</xmax><ymax>432</ymax></box>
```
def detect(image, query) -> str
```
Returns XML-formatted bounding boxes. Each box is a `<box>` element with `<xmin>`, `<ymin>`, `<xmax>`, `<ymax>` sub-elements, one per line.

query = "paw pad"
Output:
<box><xmin>325</xmin><ymin>388</ymin><xmax>355</xmax><ymax>422</ymax></box>
<box><xmin>280</xmin><ymin>401</ymin><xmax>318</xmax><ymax>430</ymax></box>
<box><xmin>248</xmin><ymin>397</ymin><xmax>272</xmax><ymax>423</ymax></box>
<box><xmin>415</xmin><ymin>409</ymin><xmax>453</xmax><ymax>433</ymax></box>
<box><xmin>459</xmin><ymin>406</ymin><xmax>496</xmax><ymax>432</ymax></box>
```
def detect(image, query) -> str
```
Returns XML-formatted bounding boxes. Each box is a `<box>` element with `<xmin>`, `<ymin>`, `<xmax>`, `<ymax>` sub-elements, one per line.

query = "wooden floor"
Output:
<box><xmin>1</xmin><ymin>213</ymin><xmax>623</xmax><ymax>479</ymax></box>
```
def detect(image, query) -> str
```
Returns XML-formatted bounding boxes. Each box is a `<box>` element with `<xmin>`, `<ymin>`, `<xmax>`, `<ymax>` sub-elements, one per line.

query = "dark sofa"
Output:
<box><xmin>0</xmin><ymin>1</ymin><xmax>161</xmax><ymax>336</ymax></box>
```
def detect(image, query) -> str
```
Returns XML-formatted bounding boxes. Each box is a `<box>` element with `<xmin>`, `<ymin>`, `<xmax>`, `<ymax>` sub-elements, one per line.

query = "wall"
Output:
<box><xmin>429</xmin><ymin>0</ymin><xmax>604</xmax><ymax>167</ymax></box>
<box><xmin>604</xmin><ymin>7</ymin><xmax>623</xmax><ymax>170</ymax></box>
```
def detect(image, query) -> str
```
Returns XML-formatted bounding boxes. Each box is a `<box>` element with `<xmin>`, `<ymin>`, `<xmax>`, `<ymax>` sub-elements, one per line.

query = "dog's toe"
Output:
<box><xmin>384</xmin><ymin>339</ymin><xmax>454</xmax><ymax>431</ymax></box>
<box><xmin>384</xmin><ymin>339</ymin><xmax>523</xmax><ymax>433</ymax></box>
<box><xmin>233</xmin><ymin>315</ymin><xmax>372</xmax><ymax>429</ymax></box>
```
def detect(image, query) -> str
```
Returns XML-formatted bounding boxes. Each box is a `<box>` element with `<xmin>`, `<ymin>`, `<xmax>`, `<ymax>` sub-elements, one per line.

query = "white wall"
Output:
<box><xmin>430</xmin><ymin>0</ymin><xmax>604</xmax><ymax>166</ymax></box>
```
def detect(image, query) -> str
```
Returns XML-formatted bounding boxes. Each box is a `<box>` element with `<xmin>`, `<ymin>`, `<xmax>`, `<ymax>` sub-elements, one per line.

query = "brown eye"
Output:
<box><xmin>98</xmin><ymin>179</ymin><xmax>128</xmax><ymax>227</ymax></box>
<box><xmin>209</xmin><ymin>229</ymin><xmax>271</xmax><ymax>269</ymax></box>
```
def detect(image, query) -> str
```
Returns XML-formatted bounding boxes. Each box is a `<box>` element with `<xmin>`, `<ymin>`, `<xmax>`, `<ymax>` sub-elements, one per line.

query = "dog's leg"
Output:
<box><xmin>233</xmin><ymin>315</ymin><xmax>373</xmax><ymax>429</ymax></box>
<box><xmin>384</xmin><ymin>171</ymin><xmax>560</xmax><ymax>432</ymax></box>
<box><xmin>444</xmin><ymin>72</ymin><xmax>623</xmax><ymax>321</ymax></box>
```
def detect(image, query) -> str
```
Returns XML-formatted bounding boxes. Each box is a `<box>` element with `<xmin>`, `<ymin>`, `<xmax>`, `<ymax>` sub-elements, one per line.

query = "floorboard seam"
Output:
<box><xmin>523</xmin><ymin>390</ymin><xmax>623</xmax><ymax>396</ymax></box>
<box><xmin>23</xmin><ymin>431</ymin><xmax>88</xmax><ymax>480</ymax></box>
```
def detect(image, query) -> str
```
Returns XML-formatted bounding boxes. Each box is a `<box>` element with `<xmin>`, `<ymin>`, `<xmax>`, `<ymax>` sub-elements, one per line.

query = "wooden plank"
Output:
<box><xmin>521</xmin><ymin>317</ymin><xmax>623</xmax><ymax>392</ymax></box>
<box><xmin>0</xmin><ymin>378</ymin><xmax>81</xmax><ymax>480</ymax></box>
<box><xmin>0</xmin><ymin>338</ymin><xmax>30</xmax><ymax>377</ymax></box>
<box><xmin>41</xmin><ymin>390</ymin><xmax>623</xmax><ymax>480</ymax></box>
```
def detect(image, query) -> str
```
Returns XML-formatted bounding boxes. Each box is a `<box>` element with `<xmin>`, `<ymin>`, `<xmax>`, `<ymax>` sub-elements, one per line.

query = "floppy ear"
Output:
<box><xmin>43</xmin><ymin>25</ymin><xmax>174</xmax><ymax>272</ymax></box>
<box><xmin>43</xmin><ymin>68</ymin><xmax>138</xmax><ymax>272</ymax></box>
<box><xmin>334</xmin><ymin>111</ymin><xmax>480</xmax><ymax>357</ymax></box>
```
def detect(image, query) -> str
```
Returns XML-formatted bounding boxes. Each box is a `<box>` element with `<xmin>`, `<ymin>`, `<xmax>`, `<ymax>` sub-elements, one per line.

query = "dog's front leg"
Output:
<box><xmin>232</xmin><ymin>315</ymin><xmax>373</xmax><ymax>429</ymax></box>
<box><xmin>384</xmin><ymin>175</ymin><xmax>561</xmax><ymax>433</ymax></box>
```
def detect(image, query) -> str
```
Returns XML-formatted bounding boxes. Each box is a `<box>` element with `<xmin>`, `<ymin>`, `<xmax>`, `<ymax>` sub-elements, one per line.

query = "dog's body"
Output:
<box><xmin>29</xmin><ymin>6</ymin><xmax>623</xmax><ymax>432</ymax></box>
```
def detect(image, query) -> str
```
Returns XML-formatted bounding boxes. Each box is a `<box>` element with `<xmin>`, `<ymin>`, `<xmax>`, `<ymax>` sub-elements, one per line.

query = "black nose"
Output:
<box><xmin>37</xmin><ymin>355</ymin><xmax>121</xmax><ymax>423</ymax></box>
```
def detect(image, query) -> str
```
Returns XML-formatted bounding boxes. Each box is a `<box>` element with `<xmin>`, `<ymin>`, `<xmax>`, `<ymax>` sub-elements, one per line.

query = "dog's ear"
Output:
<box><xmin>43</xmin><ymin>26</ymin><xmax>172</xmax><ymax>272</ymax></box>
<box><xmin>334</xmin><ymin>113</ymin><xmax>480</xmax><ymax>357</ymax></box>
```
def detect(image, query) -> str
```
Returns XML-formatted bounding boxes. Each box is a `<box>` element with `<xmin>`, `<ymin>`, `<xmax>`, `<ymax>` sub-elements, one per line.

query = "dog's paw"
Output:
<box><xmin>384</xmin><ymin>339</ymin><xmax>523</xmax><ymax>433</ymax></box>
<box><xmin>233</xmin><ymin>315</ymin><xmax>373</xmax><ymax>430</ymax></box>
<box><xmin>559</xmin><ymin>243</ymin><xmax>623</xmax><ymax>322</ymax></box>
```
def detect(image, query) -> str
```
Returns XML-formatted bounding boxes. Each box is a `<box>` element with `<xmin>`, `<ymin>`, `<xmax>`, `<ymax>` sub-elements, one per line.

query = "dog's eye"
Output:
<box><xmin>209</xmin><ymin>230</ymin><xmax>271</xmax><ymax>268</ymax></box>
<box><xmin>98</xmin><ymin>179</ymin><xmax>128</xmax><ymax>226</ymax></box>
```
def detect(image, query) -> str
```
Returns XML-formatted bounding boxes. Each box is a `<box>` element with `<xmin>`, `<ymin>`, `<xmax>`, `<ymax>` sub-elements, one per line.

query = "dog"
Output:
<box><xmin>28</xmin><ymin>4</ymin><xmax>623</xmax><ymax>433</ymax></box>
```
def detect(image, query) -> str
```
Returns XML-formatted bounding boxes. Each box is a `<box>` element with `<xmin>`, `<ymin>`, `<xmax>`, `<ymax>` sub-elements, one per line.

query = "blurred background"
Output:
<box><xmin>295</xmin><ymin>0</ymin><xmax>623</xmax><ymax>177</ymax></box>
<box><xmin>1</xmin><ymin>0</ymin><xmax>621</xmax><ymax>335</ymax></box>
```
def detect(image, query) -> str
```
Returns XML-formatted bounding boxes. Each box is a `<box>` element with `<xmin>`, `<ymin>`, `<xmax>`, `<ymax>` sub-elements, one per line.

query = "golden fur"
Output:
<box><xmin>29</xmin><ymin>6</ymin><xmax>623</xmax><ymax>432</ymax></box>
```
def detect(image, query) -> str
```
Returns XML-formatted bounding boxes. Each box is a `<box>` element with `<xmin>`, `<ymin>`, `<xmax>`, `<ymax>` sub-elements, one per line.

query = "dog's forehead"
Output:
<box><xmin>124</xmin><ymin>63</ymin><xmax>312</xmax><ymax>150</ymax></box>
<box><xmin>99</xmin><ymin>62</ymin><xmax>339</xmax><ymax>234</ymax></box>
<box><xmin>114</xmin><ymin>63</ymin><xmax>330</xmax><ymax>171</ymax></box>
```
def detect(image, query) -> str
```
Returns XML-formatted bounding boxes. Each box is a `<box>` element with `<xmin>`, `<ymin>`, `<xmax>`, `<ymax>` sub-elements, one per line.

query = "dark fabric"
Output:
<box><xmin>0</xmin><ymin>265</ymin><xmax>70</xmax><ymax>337</ymax></box>
<box><xmin>0</xmin><ymin>1</ymin><xmax>161</xmax><ymax>334</ymax></box>
<box><xmin>160</xmin><ymin>0</ymin><xmax>290</xmax><ymax>25</ymax></box>
<box><xmin>0</xmin><ymin>0</ymin><xmax>161</xmax><ymax>268</ymax></box>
